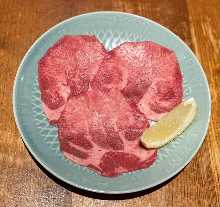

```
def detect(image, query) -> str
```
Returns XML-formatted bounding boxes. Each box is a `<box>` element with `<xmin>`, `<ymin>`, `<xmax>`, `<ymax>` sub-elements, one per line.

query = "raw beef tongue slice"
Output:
<box><xmin>91</xmin><ymin>41</ymin><xmax>183</xmax><ymax>120</ymax></box>
<box><xmin>57</xmin><ymin>89</ymin><xmax>156</xmax><ymax>177</ymax></box>
<box><xmin>38</xmin><ymin>35</ymin><xmax>106</xmax><ymax>124</ymax></box>
<box><xmin>138</xmin><ymin>77</ymin><xmax>183</xmax><ymax>121</ymax></box>
<box><xmin>91</xmin><ymin>52</ymin><xmax>128</xmax><ymax>93</ymax></box>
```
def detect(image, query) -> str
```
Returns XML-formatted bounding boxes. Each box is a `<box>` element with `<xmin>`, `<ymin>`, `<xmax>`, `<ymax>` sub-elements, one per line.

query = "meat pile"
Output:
<box><xmin>38</xmin><ymin>35</ymin><xmax>183</xmax><ymax>176</ymax></box>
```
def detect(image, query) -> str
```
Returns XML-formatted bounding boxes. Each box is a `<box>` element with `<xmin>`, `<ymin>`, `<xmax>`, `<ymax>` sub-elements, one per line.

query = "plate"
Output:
<box><xmin>13</xmin><ymin>11</ymin><xmax>211</xmax><ymax>194</ymax></box>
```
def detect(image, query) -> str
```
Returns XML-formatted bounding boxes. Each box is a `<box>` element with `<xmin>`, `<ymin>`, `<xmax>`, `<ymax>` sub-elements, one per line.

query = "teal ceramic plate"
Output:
<box><xmin>13</xmin><ymin>12</ymin><xmax>211</xmax><ymax>194</ymax></box>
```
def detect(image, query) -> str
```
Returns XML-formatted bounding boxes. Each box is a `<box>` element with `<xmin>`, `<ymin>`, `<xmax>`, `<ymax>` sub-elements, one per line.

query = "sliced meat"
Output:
<box><xmin>99</xmin><ymin>150</ymin><xmax>156</xmax><ymax>177</ymax></box>
<box><xmin>38</xmin><ymin>35</ymin><xmax>106</xmax><ymax>123</ymax></box>
<box><xmin>115</xmin><ymin>41</ymin><xmax>183</xmax><ymax>120</ymax></box>
<box><xmin>91</xmin><ymin>52</ymin><xmax>128</xmax><ymax>92</ymax></box>
<box><xmin>91</xmin><ymin>41</ymin><xmax>183</xmax><ymax>120</ymax></box>
<box><xmin>57</xmin><ymin>89</ymin><xmax>155</xmax><ymax>176</ymax></box>
<box><xmin>138</xmin><ymin>77</ymin><xmax>183</xmax><ymax>120</ymax></box>
<box><xmin>38</xmin><ymin>36</ymin><xmax>183</xmax><ymax>177</ymax></box>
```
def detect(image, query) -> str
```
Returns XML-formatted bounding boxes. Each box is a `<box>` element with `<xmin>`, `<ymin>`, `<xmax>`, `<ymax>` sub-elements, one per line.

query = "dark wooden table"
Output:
<box><xmin>1</xmin><ymin>0</ymin><xmax>220</xmax><ymax>206</ymax></box>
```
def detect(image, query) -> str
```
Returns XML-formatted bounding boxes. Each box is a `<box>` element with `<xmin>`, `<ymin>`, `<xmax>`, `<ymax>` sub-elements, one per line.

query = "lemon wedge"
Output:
<box><xmin>141</xmin><ymin>98</ymin><xmax>197</xmax><ymax>149</ymax></box>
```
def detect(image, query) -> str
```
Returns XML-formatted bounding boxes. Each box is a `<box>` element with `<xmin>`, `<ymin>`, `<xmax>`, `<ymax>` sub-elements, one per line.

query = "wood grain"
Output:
<box><xmin>0</xmin><ymin>0</ymin><xmax>219</xmax><ymax>206</ymax></box>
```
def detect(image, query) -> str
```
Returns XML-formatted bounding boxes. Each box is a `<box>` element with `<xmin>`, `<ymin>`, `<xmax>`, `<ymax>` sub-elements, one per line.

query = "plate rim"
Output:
<box><xmin>13</xmin><ymin>11</ymin><xmax>211</xmax><ymax>194</ymax></box>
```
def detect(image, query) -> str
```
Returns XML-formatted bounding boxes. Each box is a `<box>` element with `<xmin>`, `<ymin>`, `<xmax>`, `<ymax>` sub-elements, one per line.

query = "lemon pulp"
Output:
<box><xmin>141</xmin><ymin>98</ymin><xmax>197</xmax><ymax>149</ymax></box>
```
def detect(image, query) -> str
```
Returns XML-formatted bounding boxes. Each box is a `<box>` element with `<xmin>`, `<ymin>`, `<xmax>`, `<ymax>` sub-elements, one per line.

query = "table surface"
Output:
<box><xmin>0</xmin><ymin>0</ymin><xmax>220</xmax><ymax>206</ymax></box>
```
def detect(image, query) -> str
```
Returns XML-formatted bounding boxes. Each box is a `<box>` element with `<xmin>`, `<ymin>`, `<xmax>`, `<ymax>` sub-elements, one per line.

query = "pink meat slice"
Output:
<box><xmin>38</xmin><ymin>35</ymin><xmax>106</xmax><ymax>123</ymax></box>
<box><xmin>138</xmin><ymin>77</ymin><xmax>183</xmax><ymax>120</ymax></box>
<box><xmin>38</xmin><ymin>37</ymin><xmax>183</xmax><ymax>177</ymax></box>
<box><xmin>92</xmin><ymin>41</ymin><xmax>183</xmax><ymax>120</ymax></box>
<box><xmin>57</xmin><ymin>89</ymin><xmax>156</xmax><ymax>177</ymax></box>
<box><xmin>91</xmin><ymin>52</ymin><xmax>128</xmax><ymax>92</ymax></box>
